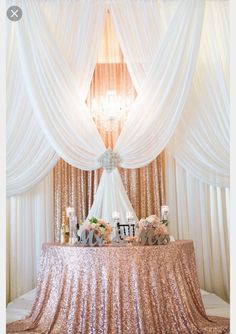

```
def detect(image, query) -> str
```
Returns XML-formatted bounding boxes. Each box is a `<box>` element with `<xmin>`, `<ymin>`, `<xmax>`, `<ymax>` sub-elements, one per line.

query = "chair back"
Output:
<box><xmin>117</xmin><ymin>222</ymin><xmax>135</xmax><ymax>239</ymax></box>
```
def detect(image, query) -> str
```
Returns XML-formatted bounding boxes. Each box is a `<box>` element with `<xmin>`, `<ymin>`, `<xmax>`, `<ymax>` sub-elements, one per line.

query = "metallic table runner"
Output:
<box><xmin>7</xmin><ymin>241</ymin><xmax>229</xmax><ymax>333</ymax></box>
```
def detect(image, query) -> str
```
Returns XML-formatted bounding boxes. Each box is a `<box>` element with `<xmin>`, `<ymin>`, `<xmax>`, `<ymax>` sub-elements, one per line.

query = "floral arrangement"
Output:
<box><xmin>86</xmin><ymin>217</ymin><xmax>112</xmax><ymax>243</ymax></box>
<box><xmin>138</xmin><ymin>214</ymin><xmax>168</xmax><ymax>237</ymax></box>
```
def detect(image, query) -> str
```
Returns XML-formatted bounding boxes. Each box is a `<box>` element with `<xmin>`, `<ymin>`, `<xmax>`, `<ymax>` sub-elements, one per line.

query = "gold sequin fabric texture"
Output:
<box><xmin>7</xmin><ymin>241</ymin><xmax>229</xmax><ymax>333</ymax></box>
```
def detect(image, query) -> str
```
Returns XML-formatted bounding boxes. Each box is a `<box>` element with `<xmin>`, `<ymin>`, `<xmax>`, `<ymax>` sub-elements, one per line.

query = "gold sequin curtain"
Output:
<box><xmin>53</xmin><ymin>14</ymin><xmax>166</xmax><ymax>241</ymax></box>
<box><xmin>54</xmin><ymin>155</ymin><xmax>165</xmax><ymax>241</ymax></box>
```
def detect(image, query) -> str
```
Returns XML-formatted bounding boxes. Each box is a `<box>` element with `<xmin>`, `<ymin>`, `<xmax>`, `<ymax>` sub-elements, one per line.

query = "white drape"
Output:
<box><xmin>169</xmin><ymin>0</ymin><xmax>229</xmax><ymax>187</ymax></box>
<box><xmin>6</xmin><ymin>22</ymin><xmax>58</xmax><ymax>196</ymax></box>
<box><xmin>165</xmin><ymin>149</ymin><xmax>229</xmax><ymax>302</ymax></box>
<box><xmin>6</xmin><ymin>172</ymin><xmax>54</xmax><ymax>301</ymax></box>
<box><xmin>12</xmin><ymin>0</ymin><xmax>106</xmax><ymax>171</ymax></box>
<box><xmin>87</xmin><ymin>169</ymin><xmax>138</xmax><ymax>224</ymax></box>
<box><xmin>164</xmin><ymin>1</ymin><xmax>230</xmax><ymax>303</ymax></box>
<box><xmin>6</xmin><ymin>0</ymin><xmax>107</xmax><ymax>196</ymax></box>
<box><xmin>112</xmin><ymin>0</ymin><xmax>204</xmax><ymax>167</ymax></box>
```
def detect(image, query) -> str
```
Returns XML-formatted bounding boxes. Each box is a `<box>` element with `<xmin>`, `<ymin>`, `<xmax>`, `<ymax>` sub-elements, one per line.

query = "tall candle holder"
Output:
<box><xmin>161</xmin><ymin>205</ymin><xmax>169</xmax><ymax>225</ymax></box>
<box><xmin>126</xmin><ymin>211</ymin><xmax>134</xmax><ymax>224</ymax></box>
<box><xmin>126</xmin><ymin>211</ymin><xmax>134</xmax><ymax>236</ymax></box>
<box><xmin>69</xmin><ymin>216</ymin><xmax>78</xmax><ymax>245</ymax></box>
<box><xmin>66</xmin><ymin>207</ymin><xmax>77</xmax><ymax>245</ymax></box>
<box><xmin>66</xmin><ymin>207</ymin><xmax>75</xmax><ymax>218</ymax></box>
<box><xmin>112</xmin><ymin>211</ymin><xmax>120</xmax><ymax>239</ymax></box>
<box><xmin>112</xmin><ymin>211</ymin><xmax>120</xmax><ymax>234</ymax></box>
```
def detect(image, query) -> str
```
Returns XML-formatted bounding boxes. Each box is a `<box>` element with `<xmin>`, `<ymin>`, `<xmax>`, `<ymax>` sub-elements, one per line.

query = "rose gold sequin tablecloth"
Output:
<box><xmin>7</xmin><ymin>240</ymin><xmax>229</xmax><ymax>334</ymax></box>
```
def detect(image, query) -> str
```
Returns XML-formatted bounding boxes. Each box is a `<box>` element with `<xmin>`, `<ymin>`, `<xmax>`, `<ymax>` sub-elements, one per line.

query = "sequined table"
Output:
<box><xmin>7</xmin><ymin>240</ymin><xmax>229</xmax><ymax>333</ymax></box>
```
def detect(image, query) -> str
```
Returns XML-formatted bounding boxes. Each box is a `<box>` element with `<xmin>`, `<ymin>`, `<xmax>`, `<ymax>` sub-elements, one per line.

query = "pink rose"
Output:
<box><xmin>154</xmin><ymin>224</ymin><xmax>168</xmax><ymax>236</ymax></box>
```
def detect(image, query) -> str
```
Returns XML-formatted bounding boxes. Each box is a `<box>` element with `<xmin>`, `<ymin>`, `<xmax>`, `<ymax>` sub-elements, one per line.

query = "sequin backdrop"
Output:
<box><xmin>53</xmin><ymin>17</ymin><xmax>166</xmax><ymax>241</ymax></box>
<box><xmin>54</xmin><ymin>154</ymin><xmax>165</xmax><ymax>241</ymax></box>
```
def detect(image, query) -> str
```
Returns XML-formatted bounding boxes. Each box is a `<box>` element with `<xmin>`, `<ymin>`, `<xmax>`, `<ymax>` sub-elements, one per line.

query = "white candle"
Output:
<box><xmin>126</xmin><ymin>211</ymin><xmax>133</xmax><ymax>219</ymax></box>
<box><xmin>126</xmin><ymin>211</ymin><xmax>134</xmax><ymax>223</ymax></box>
<box><xmin>112</xmin><ymin>211</ymin><xmax>120</xmax><ymax>219</ymax></box>
<box><xmin>161</xmin><ymin>205</ymin><xmax>169</xmax><ymax>220</ymax></box>
<box><xmin>66</xmin><ymin>206</ymin><xmax>75</xmax><ymax>217</ymax></box>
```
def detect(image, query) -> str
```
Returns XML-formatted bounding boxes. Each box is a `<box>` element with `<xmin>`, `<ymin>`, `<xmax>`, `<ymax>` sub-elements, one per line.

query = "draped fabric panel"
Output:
<box><xmin>7</xmin><ymin>0</ymin><xmax>106</xmax><ymax>196</ymax></box>
<box><xmin>111</xmin><ymin>0</ymin><xmax>204</xmax><ymax>167</ymax></box>
<box><xmin>169</xmin><ymin>0</ymin><xmax>229</xmax><ymax>187</ymax></box>
<box><xmin>165</xmin><ymin>150</ymin><xmax>229</xmax><ymax>302</ymax></box>
<box><xmin>40</xmin><ymin>1</ymin><xmax>108</xmax><ymax>102</ymax></box>
<box><xmin>108</xmin><ymin>0</ymin><xmax>167</xmax><ymax>91</ymax></box>
<box><xmin>6</xmin><ymin>21</ymin><xmax>58</xmax><ymax>196</ymax></box>
<box><xmin>6</xmin><ymin>172</ymin><xmax>54</xmax><ymax>301</ymax></box>
<box><xmin>87</xmin><ymin>169</ymin><xmax>138</xmax><ymax>225</ymax></box>
<box><xmin>6</xmin><ymin>0</ymin><xmax>107</xmax><ymax>198</ymax></box>
<box><xmin>14</xmin><ymin>0</ymin><xmax>106</xmax><ymax>170</ymax></box>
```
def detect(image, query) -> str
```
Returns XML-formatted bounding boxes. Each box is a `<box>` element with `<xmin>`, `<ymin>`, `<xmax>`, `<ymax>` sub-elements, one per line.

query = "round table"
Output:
<box><xmin>7</xmin><ymin>240</ymin><xmax>229</xmax><ymax>333</ymax></box>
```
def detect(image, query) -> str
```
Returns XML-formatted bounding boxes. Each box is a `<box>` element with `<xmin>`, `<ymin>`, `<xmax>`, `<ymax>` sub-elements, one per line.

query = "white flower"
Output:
<box><xmin>100</xmin><ymin>227</ymin><xmax>106</xmax><ymax>235</ymax></box>
<box><xmin>146</xmin><ymin>215</ymin><xmax>160</xmax><ymax>225</ymax></box>
<box><xmin>90</xmin><ymin>223</ymin><xmax>97</xmax><ymax>229</ymax></box>
<box><xmin>143</xmin><ymin>220</ymin><xmax>150</xmax><ymax>227</ymax></box>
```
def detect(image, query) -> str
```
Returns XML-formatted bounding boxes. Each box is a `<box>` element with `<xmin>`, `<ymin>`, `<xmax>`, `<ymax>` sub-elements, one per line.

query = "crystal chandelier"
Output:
<box><xmin>90</xmin><ymin>90</ymin><xmax>131</xmax><ymax>131</ymax></box>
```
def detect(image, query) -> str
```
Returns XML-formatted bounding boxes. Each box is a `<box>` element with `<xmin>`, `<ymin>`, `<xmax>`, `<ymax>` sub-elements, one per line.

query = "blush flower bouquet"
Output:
<box><xmin>138</xmin><ymin>214</ymin><xmax>168</xmax><ymax>237</ymax></box>
<box><xmin>86</xmin><ymin>217</ymin><xmax>112</xmax><ymax>243</ymax></box>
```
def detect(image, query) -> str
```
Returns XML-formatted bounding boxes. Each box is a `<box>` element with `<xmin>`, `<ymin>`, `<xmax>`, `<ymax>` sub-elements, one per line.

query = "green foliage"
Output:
<box><xmin>162</xmin><ymin>220</ymin><xmax>169</xmax><ymax>226</ymax></box>
<box><xmin>89</xmin><ymin>217</ymin><xmax>98</xmax><ymax>224</ymax></box>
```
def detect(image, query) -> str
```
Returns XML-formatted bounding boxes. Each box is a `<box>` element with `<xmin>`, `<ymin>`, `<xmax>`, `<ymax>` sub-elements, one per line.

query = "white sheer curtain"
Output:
<box><xmin>6</xmin><ymin>22</ymin><xmax>58</xmax><ymax>197</ymax></box>
<box><xmin>15</xmin><ymin>0</ymin><xmax>106</xmax><ymax>170</ymax></box>
<box><xmin>6</xmin><ymin>172</ymin><xmax>54</xmax><ymax>301</ymax></box>
<box><xmin>169</xmin><ymin>0</ymin><xmax>229</xmax><ymax>187</ymax></box>
<box><xmin>164</xmin><ymin>3</ymin><xmax>229</xmax><ymax>301</ymax></box>
<box><xmin>87</xmin><ymin>168</ymin><xmax>137</xmax><ymax>225</ymax></box>
<box><xmin>165</xmin><ymin>149</ymin><xmax>229</xmax><ymax>302</ymax></box>
<box><xmin>111</xmin><ymin>0</ymin><xmax>204</xmax><ymax>167</ymax></box>
<box><xmin>7</xmin><ymin>0</ymin><xmax>106</xmax><ymax>179</ymax></box>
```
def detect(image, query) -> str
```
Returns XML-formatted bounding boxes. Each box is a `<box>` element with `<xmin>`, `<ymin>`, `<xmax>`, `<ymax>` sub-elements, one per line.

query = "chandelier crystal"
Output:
<box><xmin>90</xmin><ymin>90</ymin><xmax>131</xmax><ymax>131</ymax></box>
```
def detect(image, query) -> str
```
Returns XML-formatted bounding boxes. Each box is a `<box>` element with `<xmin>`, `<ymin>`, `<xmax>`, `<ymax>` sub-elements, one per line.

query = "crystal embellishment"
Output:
<box><xmin>99</xmin><ymin>149</ymin><xmax>121</xmax><ymax>172</ymax></box>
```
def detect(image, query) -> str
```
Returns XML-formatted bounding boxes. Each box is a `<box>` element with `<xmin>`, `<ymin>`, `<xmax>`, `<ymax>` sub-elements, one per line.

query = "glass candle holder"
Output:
<box><xmin>112</xmin><ymin>211</ymin><xmax>120</xmax><ymax>219</ymax></box>
<box><xmin>161</xmin><ymin>205</ymin><xmax>169</xmax><ymax>222</ymax></box>
<box><xmin>69</xmin><ymin>216</ymin><xmax>78</xmax><ymax>245</ymax></box>
<box><xmin>126</xmin><ymin>211</ymin><xmax>134</xmax><ymax>224</ymax></box>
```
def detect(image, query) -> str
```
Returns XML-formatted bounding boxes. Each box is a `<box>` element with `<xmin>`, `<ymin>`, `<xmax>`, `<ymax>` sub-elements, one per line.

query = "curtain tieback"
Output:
<box><xmin>98</xmin><ymin>149</ymin><xmax>121</xmax><ymax>172</ymax></box>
